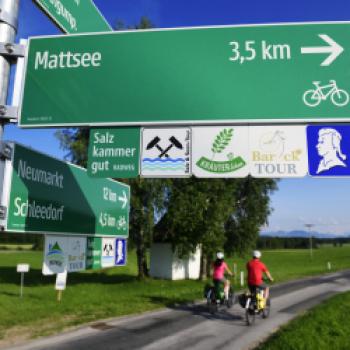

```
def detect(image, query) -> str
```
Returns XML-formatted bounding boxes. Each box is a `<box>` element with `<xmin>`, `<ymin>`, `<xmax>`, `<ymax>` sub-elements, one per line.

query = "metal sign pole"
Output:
<box><xmin>20</xmin><ymin>271</ymin><xmax>23</xmax><ymax>297</ymax></box>
<box><xmin>0</xmin><ymin>0</ymin><xmax>20</xmax><ymax>138</ymax></box>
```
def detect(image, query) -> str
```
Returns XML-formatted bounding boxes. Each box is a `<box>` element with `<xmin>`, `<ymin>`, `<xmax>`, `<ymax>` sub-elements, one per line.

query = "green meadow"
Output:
<box><xmin>0</xmin><ymin>245</ymin><xmax>349</xmax><ymax>344</ymax></box>
<box><xmin>256</xmin><ymin>291</ymin><xmax>350</xmax><ymax>350</ymax></box>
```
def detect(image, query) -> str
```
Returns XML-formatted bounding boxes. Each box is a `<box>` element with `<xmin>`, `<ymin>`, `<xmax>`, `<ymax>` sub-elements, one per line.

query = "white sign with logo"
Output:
<box><xmin>101</xmin><ymin>237</ymin><xmax>115</xmax><ymax>268</ymax></box>
<box><xmin>43</xmin><ymin>236</ymin><xmax>68</xmax><ymax>275</ymax></box>
<box><xmin>249</xmin><ymin>126</ymin><xmax>308</xmax><ymax>178</ymax></box>
<box><xmin>43</xmin><ymin>235</ymin><xmax>87</xmax><ymax>275</ymax></box>
<box><xmin>67</xmin><ymin>237</ymin><xmax>86</xmax><ymax>272</ymax></box>
<box><xmin>141</xmin><ymin>128</ymin><xmax>191</xmax><ymax>177</ymax></box>
<box><xmin>192</xmin><ymin>126</ymin><xmax>249</xmax><ymax>178</ymax></box>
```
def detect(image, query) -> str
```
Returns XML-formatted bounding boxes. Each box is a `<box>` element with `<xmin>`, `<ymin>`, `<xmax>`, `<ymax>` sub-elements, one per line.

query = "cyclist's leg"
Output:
<box><xmin>258</xmin><ymin>284</ymin><xmax>268</xmax><ymax>299</ymax></box>
<box><xmin>214</xmin><ymin>279</ymin><xmax>224</xmax><ymax>299</ymax></box>
<box><xmin>224</xmin><ymin>278</ymin><xmax>230</xmax><ymax>300</ymax></box>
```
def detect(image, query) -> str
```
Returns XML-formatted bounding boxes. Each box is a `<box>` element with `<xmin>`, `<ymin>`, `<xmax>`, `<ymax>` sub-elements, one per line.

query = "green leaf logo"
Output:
<box><xmin>211</xmin><ymin>128</ymin><xmax>233</xmax><ymax>155</ymax></box>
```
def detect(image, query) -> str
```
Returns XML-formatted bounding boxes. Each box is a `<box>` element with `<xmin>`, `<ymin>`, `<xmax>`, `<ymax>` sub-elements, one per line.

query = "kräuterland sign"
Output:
<box><xmin>3</xmin><ymin>143</ymin><xmax>130</xmax><ymax>236</ymax></box>
<box><xmin>192</xmin><ymin>127</ymin><xmax>249</xmax><ymax>178</ymax></box>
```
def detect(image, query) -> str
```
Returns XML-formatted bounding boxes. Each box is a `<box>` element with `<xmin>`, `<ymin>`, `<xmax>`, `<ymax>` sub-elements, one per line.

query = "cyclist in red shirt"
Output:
<box><xmin>213</xmin><ymin>252</ymin><xmax>233</xmax><ymax>301</ymax></box>
<box><xmin>247</xmin><ymin>250</ymin><xmax>273</xmax><ymax>299</ymax></box>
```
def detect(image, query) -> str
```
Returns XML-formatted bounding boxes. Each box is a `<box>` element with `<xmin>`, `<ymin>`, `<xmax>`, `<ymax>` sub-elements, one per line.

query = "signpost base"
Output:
<box><xmin>57</xmin><ymin>290</ymin><xmax>62</xmax><ymax>302</ymax></box>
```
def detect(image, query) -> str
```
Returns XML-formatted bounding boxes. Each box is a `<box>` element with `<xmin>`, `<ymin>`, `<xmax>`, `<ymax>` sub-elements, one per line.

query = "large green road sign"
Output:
<box><xmin>34</xmin><ymin>0</ymin><xmax>111</xmax><ymax>33</ymax></box>
<box><xmin>20</xmin><ymin>22</ymin><xmax>350</xmax><ymax>127</ymax></box>
<box><xmin>1</xmin><ymin>143</ymin><xmax>129</xmax><ymax>236</ymax></box>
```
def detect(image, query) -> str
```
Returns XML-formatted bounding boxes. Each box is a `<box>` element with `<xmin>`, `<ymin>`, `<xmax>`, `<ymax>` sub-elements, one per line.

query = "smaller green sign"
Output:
<box><xmin>6</xmin><ymin>143</ymin><xmax>130</xmax><ymax>236</ymax></box>
<box><xmin>88</xmin><ymin>128</ymin><xmax>140</xmax><ymax>178</ymax></box>
<box><xmin>86</xmin><ymin>237</ymin><xmax>102</xmax><ymax>270</ymax></box>
<box><xmin>34</xmin><ymin>0</ymin><xmax>111</xmax><ymax>34</ymax></box>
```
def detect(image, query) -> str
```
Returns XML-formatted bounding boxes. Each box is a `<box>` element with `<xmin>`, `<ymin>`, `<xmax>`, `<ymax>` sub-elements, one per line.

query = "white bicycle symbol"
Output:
<box><xmin>303</xmin><ymin>80</ymin><xmax>349</xmax><ymax>107</ymax></box>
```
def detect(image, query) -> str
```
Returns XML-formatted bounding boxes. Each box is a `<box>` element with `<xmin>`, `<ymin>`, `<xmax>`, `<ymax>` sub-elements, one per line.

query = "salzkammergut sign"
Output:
<box><xmin>34</xmin><ymin>0</ymin><xmax>111</xmax><ymax>34</ymax></box>
<box><xmin>1</xmin><ymin>143</ymin><xmax>129</xmax><ymax>237</ymax></box>
<box><xmin>20</xmin><ymin>22</ymin><xmax>350</xmax><ymax>127</ymax></box>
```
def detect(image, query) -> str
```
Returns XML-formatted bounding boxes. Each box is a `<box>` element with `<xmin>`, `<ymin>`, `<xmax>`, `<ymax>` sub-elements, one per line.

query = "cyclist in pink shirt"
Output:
<box><xmin>213</xmin><ymin>252</ymin><xmax>233</xmax><ymax>300</ymax></box>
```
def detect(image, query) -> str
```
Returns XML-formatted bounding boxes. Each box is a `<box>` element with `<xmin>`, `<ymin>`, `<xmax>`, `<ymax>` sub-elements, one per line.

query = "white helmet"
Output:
<box><xmin>253</xmin><ymin>250</ymin><xmax>261</xmax><ymax>258</ymax></box>
<box><xmin>217</xmin><ymin>252</ymin><xmax>224</xmax><ymax>259</ymax></box>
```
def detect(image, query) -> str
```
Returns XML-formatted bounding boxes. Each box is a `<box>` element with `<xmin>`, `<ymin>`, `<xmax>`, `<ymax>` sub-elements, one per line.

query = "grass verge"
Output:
<box><xmin>256</xmin><ymin>291</ymin><xmax>350</xmax><ymax>350</ymax></box>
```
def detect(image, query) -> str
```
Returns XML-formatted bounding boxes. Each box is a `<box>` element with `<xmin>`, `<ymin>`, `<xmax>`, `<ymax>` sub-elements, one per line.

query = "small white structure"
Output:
<box><xmin>150</xmin><ymin>243</ymin><xmax>201</xmax><ymax>280</ymax></box>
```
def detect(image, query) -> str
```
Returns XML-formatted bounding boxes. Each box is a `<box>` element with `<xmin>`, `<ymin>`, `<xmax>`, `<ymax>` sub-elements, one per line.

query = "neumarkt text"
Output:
<box><xmin>18</xmin><ymin>159</ymin><xmax>64</xmax><ymax>189</ymax></box>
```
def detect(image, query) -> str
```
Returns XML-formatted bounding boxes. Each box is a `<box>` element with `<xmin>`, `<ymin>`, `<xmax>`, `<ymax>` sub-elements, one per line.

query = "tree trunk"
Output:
<box><xmin>206</xmin><ymin>254</ymin><xmax>212</xmax><ymax>279</ymax></box>
<box><xmin>136</xmin><ymin>227</ymin><xmax>149</xmax><ymax>279</ymax></box>
<box><xmin>200</xmin><ymin>252</ymin><xmax>207</xmax><ymax>280</ymax></box>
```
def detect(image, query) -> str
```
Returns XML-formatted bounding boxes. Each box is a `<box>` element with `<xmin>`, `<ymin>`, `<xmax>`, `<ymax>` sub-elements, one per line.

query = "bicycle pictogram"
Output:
<box><xmin>303</xmin><ymin>80</ymin><xmax>349</xmax><ymax>107</ymax></box>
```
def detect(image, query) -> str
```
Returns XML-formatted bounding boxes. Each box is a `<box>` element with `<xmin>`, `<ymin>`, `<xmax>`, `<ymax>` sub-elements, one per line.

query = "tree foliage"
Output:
<box><xmin>154</xmin><ymin>177</ymin><xmax>277</xmax><ymax>278</ymax></box>
<box><xmin>224</xmin><ymin>176</ymin><xmax>278</xmax><ymax>257</ymax></box>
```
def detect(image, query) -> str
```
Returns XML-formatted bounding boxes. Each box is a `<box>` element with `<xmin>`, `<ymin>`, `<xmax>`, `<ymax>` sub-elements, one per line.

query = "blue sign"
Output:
<box><xmin>307</xmin><ymin>125</ymin><xmax>350</xmax><ymax>176</ymax></box>
<box><xmin>115</xmin><ymin>238</ymin><xmax>127</xmax><ymax>266</ymax></box>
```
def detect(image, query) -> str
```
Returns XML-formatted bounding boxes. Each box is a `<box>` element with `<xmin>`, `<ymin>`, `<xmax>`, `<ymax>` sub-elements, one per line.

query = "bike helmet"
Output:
<box><xmin>216</xmin><ymin>252</ymin><xmax>224</xmax><ymax>259</ymax></box>
<box><xmin>252</xmin><ymin>250</ymin><xmax>261</xmax><ymax>258</ymax></box>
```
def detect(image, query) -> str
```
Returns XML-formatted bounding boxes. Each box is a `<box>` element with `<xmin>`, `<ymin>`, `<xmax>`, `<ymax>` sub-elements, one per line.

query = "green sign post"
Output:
<box><xmin>20</xmin><ymin>22</ymin><xmax>350</xmax><ymax>127</ymax></box>
<box><xmin>34</xmin><ymin>0</ymin><xmax>111</xmax><ymax>33</ymax></box>
<box><xmin>86</xmin><ymin>237</ymin><xmax>102</xmax><ymax>269</ymax></box>
<box><xmin>3</xmin><ymin>143</ymin><xmax>129</xmax><ymax>236</ymax></box>
<box><xmin>87</xmin><ymin>128</ymin><xmax>140</xmax><ymax>178</ymax></box>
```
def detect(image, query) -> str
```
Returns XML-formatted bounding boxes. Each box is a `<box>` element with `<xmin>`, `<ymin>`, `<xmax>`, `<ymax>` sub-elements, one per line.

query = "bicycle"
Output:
<box><xmin>243</xmin><ymin>285</ymin><xmax>271</xmax><ymax>326</ymax></box>
<box><xmin>303</xmin><ymin>80</ymin><xmax>349</xmax><ymax>107</ymax></box>
<box><xmin>205</xmin><ymin>280</ymin><xmax>235</xmax><ymax>314</ymax></box>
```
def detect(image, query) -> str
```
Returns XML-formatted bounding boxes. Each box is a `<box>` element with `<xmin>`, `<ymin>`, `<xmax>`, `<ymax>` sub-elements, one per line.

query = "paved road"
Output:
<box><xmin>7</xmin><ymin>270</ymin><xmax>350</xmax><ymax>350</ymax></box>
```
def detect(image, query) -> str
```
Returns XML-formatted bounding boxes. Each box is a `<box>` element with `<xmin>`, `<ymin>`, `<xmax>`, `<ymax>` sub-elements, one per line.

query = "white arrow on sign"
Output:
<box><xmin>118</xmin><ymin>191</ymin><xmax>128</xmax><ymax>209</ymax></box>
<box><xmin>301</xmin><ymin>34</ymin><xmax>344</xmax><ymax>66</ymax></box>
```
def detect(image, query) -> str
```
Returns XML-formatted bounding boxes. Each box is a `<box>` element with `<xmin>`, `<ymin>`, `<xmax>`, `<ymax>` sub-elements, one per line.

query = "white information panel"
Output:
<box><xmin>43</xmin><ymin>235</ymin><xmax>86</xmax><ymax>275</ymax></box>
<box><xmin>249</xmin><ymin>126</ymin><xmax>308</xmax><ymax>178</ymax></box>
<box><xmin>55</xmin><ymin>271</ymin><xmax>68</xmax><ymax>291</ymax></box>
<box><xmin>101</xmin><ymin>237</ymin><xmax>116</xmax><ymax>268</ymax></box>
<box><xmin>141</xmin><ymin>128</ymin><xmax>191</xmax><ymax>177</ymax></box>
<box><xmin>192</xmin><ymin>126</ymin><xmax>249</xmax><ymax>178</ymax></box>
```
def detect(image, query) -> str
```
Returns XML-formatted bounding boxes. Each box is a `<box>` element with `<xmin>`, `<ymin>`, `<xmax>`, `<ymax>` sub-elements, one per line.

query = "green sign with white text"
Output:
<box><xmin>34</xmin><ymin>0</ymin><xmax>111</xmax><ymax>33</ymax></box>
<box><xmin>20</xmin><ymin>22</ymin><xmax>350</xmax><ymax>127</ymax></box>
<box><xmin>87</xmin><ymin>128</ymin><xmax>140</xmax><ymax>178</ymax></box>
<box><xmin>5</xmin><ymin>143</ymin><xmax>129</xmax><ymax>236</ymax></box>
<box><xmin>86</xmin><ymin>237</ymin><xmax>102</xmax><ymax>269</ymax></box>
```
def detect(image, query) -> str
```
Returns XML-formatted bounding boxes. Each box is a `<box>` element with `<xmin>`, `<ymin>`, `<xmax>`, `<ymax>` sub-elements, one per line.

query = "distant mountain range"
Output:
<box><xmin>261</xmin><ymin>230</ymin><xmax>350</xmax><ymax>239</ymax></box>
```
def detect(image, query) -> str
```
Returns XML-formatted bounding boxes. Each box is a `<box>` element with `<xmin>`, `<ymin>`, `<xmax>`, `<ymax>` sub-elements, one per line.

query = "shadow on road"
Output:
<box><xmin>146</xmin><ymin>295</ymin><xmax>244</xmax><ymax>322</ymax></box>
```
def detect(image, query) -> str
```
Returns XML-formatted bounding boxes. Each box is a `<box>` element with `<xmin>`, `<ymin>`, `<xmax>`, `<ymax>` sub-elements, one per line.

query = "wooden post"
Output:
<box><xmin>57</xmin><ymin>290</ymin><xmax>62</xmax><ymax>302</ymax></box>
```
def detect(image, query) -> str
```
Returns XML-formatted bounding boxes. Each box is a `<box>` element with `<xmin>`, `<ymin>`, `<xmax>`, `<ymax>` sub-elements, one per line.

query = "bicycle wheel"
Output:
<box><xmin>245</xmin><ymin>299</ymin><xmax>255</xmax><ymax>325</ymax></box>
<box><xmin>207</xmin><ymin>288</ymin><xmax>218</xmax><ymax>314</ymax></box>
<box><xmin>303</xmin><ymin>89</ymin><xmax>321</xmax><ymax>107</ymax></box>
<box><xmin>226</xmin><ymin>288</ymin><xmax>235</xmax><ymax>309</ymax></box>
<box><xmin>331</xmin><ymin>89</ymin><xmax>349</xmax><ymax>107</ymax></box>
<box><xmin>262</xmin><ymin>298</ymin><xmax>271</xmax><ymax>319</ymax></box>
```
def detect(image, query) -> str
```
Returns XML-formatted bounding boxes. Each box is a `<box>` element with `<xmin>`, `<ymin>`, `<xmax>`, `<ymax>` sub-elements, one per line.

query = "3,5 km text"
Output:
<box><xmin>229</xmin><ymin>40</ymin><xmax>291</xmax><ymax>64</ymax></box>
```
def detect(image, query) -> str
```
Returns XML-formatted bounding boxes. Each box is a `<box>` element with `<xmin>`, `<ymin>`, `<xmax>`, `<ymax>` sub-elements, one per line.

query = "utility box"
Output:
<box><xmin>150</xmin><ymin>243</ymin><xmax>201</xmax><ymax>280</ymax></box>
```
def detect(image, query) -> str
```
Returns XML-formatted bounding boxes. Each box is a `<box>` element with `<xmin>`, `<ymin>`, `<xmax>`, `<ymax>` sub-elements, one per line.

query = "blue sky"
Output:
<box><xmin>7</xmin><ymin>0</ymin><xmax>350</xmax><ymax>234</ymax></box>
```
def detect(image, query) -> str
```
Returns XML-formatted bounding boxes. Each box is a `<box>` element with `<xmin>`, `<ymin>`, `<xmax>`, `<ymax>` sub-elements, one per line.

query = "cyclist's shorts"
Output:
<box><xmin>248</xmin><ymin>283</ymin><xmax>267</xmax><ymax>294</ymax></box>
<box><xmin>213</xmin><ymin>278</ymin><xmax>226</xmax><ymax>284</ymax></box>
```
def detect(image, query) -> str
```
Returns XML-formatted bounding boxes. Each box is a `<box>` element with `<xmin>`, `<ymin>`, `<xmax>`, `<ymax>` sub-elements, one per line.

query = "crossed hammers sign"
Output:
<box><xmin>146</xmin><ymin>136</ymin><xmax>183</xmax><ymax>158</ymax></box>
